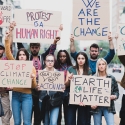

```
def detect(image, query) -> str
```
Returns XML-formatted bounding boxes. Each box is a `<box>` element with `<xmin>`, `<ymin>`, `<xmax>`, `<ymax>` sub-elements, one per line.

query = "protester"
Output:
<box><xmin>0</xmin><ymin>42</ymin><xmax>12</xmax><ymax>125</ymax></box>
<box><xmin>70</xmin><ymin>33</ymin><xmax>115</xmax><ymax>75</ymax></box>
<box><xmin>65</xmin><ymin>51</ymin><xmax>92</xmax><ymax>125</ymax></box>
<box><xmin>91</xmin><ymin>58</ymin><xmax>119</xmax><ymax>125</ymax></box>
<box><xmin>9</xmin><ymin>21</ymin><xmax>62</xmax><ymax>125</ymax></box>
<box><xmin>55</xmin><ymin>50</ymin><xmax>72</xmax><ymax>125</ymax></box>
<box><xmin>5</xmin><ymin>31</ymin><xmax>37</xmax><ymax>125</ymax></box>
<box><xmin>38</xmin><ymin>54</ymin><xmax>63</xmax><ymax>125</ymax></box>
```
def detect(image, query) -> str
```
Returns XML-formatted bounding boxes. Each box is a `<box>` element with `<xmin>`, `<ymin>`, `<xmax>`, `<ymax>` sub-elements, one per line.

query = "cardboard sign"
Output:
<box><xmin>72</xmin><ymin>0</ymin><xmax>110</xmax><ymax>40</ymax></box>
<box><xmin>117</xmin><ymin>24</ymin><xmax>125</xmax><ymax>56</ymax></box>
<box><xmin>13</xmin><ymin>9</ymin><xmax>62</xmax><ymax>43</ymax></box>
<box><xmin>70</xmin><ymin>75</ymin><xmax>111</xmax><ymax>106</ymax></box>
<box><xmin>0</xmin><ymin>60</ymin><xmax>33</xmax><ymax>88</ymax></box>
<box><xmin>0</xmin><ymin>5</ymin><xmax>12</xmax><ymax>27</ymax></box>
<box><xmin>38</xmin><ymin>70</ymin><xmax>64</xmax><ymax>91</ymax></box>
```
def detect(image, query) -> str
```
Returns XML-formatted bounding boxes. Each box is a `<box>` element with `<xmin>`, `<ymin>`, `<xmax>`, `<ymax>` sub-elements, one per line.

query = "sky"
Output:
<box><xmin>19</xmin><ymin>0</ymin><xmax>112</xmax><ymax>51</ymax></box>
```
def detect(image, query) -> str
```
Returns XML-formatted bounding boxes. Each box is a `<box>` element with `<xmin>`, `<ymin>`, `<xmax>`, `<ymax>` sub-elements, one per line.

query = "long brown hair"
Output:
<box><xmin>73</xmin><ymin>52</ymin><xmax>89</xmax><ymax>75</ymax></box>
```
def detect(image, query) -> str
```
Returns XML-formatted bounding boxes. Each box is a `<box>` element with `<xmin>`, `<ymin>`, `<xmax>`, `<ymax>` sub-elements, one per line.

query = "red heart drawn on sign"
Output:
<box><xmin>0</xmin><ymin>19</ymin><xmax>3</xmax><ymax>25</ymax></box>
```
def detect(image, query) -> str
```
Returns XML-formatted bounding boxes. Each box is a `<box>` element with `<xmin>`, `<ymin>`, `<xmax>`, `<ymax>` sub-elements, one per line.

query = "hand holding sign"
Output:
<box><xmin>110</xmin><ymin>95</ymin><xmax>117</xmax><ymax>100</ymax></box>
<box><xmin>59</xmin><ymin>24</ymin><xmax>63</xmax><ymax>31</ymax></box>
<box><xmin>68</xmin><ymin>73</ymin><xmax>73</xmax><ymax>81</ymax></box>
<box><xmin>70</xmin><ymin>34</ymin><xmax>74</xmax><ymax>43</ymax></box>
<box><xmin>9</xmin><ymin>21</ymin><xmax>16</xmax><ymax>32</ymax></box>
<box><xmin>53</xmin><ymin>36</ymin><xmax>61</xmax><ymax>44</ymax></box>
<box><xmin>91</xmin><ymin>105</ymin><xmax>97</xmax><ymax>109</ymax></box>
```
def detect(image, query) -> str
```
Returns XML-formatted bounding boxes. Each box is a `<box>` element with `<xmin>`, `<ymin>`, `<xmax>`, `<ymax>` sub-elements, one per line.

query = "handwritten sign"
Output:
<box><xmin>70</xmin><ymin>75</ymin><xmax>111</xmax><ymax>106</ymax></box>
<box><xmin>13</xmin><ymin>9</ymin><xmax>62</xmax><ymax>43</ymax></box>
<box><xmin>38</xmin><ymin>70</ymin><xmax>64</xmax><ymax>91</ymax></box>
<box><xmin>0</xmin><ymin>60</ymin><xmax>33</xmax><ymax>88</ymax></box>
<box><xmin>0</xmin><ymin>5</ymin><xmax>12</xmax><ymax>27</ymax></box>
<box><xmin>72</xmin><ymin>0</ymin><xmax>110</xmax><ymax>40</ymax></box>
<box><xmin>117</xmin><ymin>24</ymin><xmax>125</xmax><ymax>56</ymax></box>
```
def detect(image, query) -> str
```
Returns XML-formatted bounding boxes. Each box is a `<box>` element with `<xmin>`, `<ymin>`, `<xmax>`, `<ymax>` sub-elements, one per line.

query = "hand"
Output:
<box><xmin>53</xmin><ymin>36</ymin><xmax>60</xmax><ymax>44</ymax></box>
<box><xmin>115</xmin><ymin>33</ymin><xmax>118</xmax><ymax>40</ymax></box>
<box><xmin>110</xmin><ymin>95</ymin><xmax>117</xmax><ymax>100</ymax></box>
<box><xmin>61</xmin><ymin>84</ymin><xmax>66</xmax><ymax>91</ymax></box>
<box><xmin>91</xmin><ymin>105</ymin><xmax>97</xmax><ymax>109</ymax></box>
<box><xmin>70</xmin><ymin>34</ymin><xmax>74</xmax><ymax>43</ymax></box>
<box><xmin>9</xmin><ymin>21</ymin><xmax>16</xmax><ymax>32</ymax></box>
<box><xmin>79</xmin><ymin>102</ymin><xmax>85</xmax><ymax>106</ymax></box>
<box><xmin>108</xmin><ymin>32</ymin><xmax>113</xmax><ymax>42</ymax></box>
<box><xmin>68</xmin><ymin>73</ymin><xmax>73</xmax><ymax>81</ymax></box>
<box><xmin>6</xmin><ymin>87</ymin><xmax>13</xmax><ymax>90</ymax></box>
<box><xmin>31</xmin><ymin>73</ymin><xmax>35</xmax><ymax>79</ymax></box>
<box><xmin>36</xmin><ymin>84</ymin><xmax>41</xmax><ymax>91</ymax></box>
<box><xmin>59</xmin><ymin>24</ymin><xmax>63</xmax><ymax>31</ymax></box>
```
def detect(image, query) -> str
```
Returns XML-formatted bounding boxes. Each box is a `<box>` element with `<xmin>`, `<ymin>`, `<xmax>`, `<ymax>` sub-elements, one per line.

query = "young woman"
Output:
<box><xmin>5</xmin><ymin>32</ymin><xmax>37</xmax><ymax>125</ymax></box>
<box><xmin>91</xmin><ymin>58</ymin><xmax>119</xmax><ymax>125</ymax></box>
<box><xmin>39</xmin><ymin>54</ymin><xmax>63</xmax><ymax>125</ymax></box>
<box><xmin>55</xmin><ymin>50</ymin><xmax>72</xmax><ymax>125</ymax></box>
<box><xmin>65</xmin><ymin>51</ymin><xmax>92</xmax><ymax>125</ymax></box>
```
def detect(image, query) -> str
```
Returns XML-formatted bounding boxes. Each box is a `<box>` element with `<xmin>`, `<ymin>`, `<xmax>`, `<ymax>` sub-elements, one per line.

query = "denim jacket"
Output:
<box><xmin>91</xmin><ymin>74</ymin><xmax>119</xmax><ymax>114</ymax></box>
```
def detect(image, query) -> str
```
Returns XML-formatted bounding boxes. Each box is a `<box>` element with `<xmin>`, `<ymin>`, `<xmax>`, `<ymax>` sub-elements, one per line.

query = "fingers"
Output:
<box><xmin>59</xmin><ymin>24</ymin><xmax>63</xmax><ymax>31</ymax></box>
<box><xmin>68</xmin><ymin>73</ymin><xmax>73</xmax><ymax>80</ymax></box>
<box><xmin>70</xmin><ymin>34</ymin><xmax>74</xmax><ymax>42</ymax></box>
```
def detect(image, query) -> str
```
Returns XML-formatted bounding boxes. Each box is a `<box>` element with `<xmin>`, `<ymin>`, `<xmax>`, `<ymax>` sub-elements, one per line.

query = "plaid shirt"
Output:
<box><xmin>91</xmin><ymin>74</ymin><xmax>119</xmax><ymax>114</ymax></box>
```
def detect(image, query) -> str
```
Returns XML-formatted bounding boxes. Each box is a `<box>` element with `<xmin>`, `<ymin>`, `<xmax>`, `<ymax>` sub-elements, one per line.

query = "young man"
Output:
<box><xmin>9</xmin><ymin>21</ymin><xmax>61</xmax><ymax>125</ymax></box>
<box><xmin>69</xmin><ymin>34</ymin><xmax>115</xmax><ymax>125</ymax></box>
<box><xmin>0</xmin><ymin>42</ymin><xmax>12</xmax><ymax>125</ymax></box>
<box><xmin>70</xmin><ymin>34</ymin><xmax>115</xmax><ymax>75</ymax></box>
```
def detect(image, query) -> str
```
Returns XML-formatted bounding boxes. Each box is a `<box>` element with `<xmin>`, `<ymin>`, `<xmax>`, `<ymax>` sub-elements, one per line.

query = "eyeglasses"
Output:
<box><xmin>46</xmin><ymin>60</ymin><xmax>54</xmax><ymax>63</ymax></box>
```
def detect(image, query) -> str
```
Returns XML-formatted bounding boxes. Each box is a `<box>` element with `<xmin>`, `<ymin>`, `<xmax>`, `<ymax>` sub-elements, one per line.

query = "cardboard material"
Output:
<box><xmin>72</xmin><ymin>0</ymin><xmax>110</xmax><ymax>40</ymax></box>
<box><xmin>38</xmin><ymin>70</ymin><xmax>64</xmax><ymax>91</ymax></box>
<box><xmin>13</xmin><ymin>9</ymin><xmax>62</xmax><ymax>43</ymax></box>
<box><xmin>0</xmin><ymin>5</ymin><xmax>12</xmax><ymax>27</ymax></box>
<box><xmin>70</xmin><ymin>75</ymin><xmax>111</xmax><ymax>106</ymax></box>
<box><xmin>117</xmin><ymin>24</ymin><xmax>125</xmax><ymax>55</ymax></box>
<box><xmin>0</xmin><ymin>60</ymin><xmax>33</xmax><ymax>88</ymax></box>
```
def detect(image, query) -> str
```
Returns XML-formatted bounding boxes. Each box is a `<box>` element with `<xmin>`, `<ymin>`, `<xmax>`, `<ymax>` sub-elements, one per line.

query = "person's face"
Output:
<box><xmin>77</xmin><ymin>54</ymin><xmax>86</xmax><ymax>66</ymax></box>
<box><xmin>59</xmin><ymin>52</ymin><xmax>67</xmax><ymax>63</ymax></box>
<box><xmin>0</xmin><ymin>47</ymin><xmax>4</xmax><ymax>58</ymax></box>
<box><xmin>18</xmin><ymin>51</ymin><xmax>27</xmax><ymax>61</ymax></box>
<box><xmin>45</xmin><ymin>56</ymin><xmax>54</xmax><ymax>68</ymax></box>
<box><xmin>98</xmin><ymin>60</ymin><xmax>107</xmax><ymax>72</ymax></box>
<box><xmin>30</xmin><ymin>46</ymin><xmax>40</xmax><ymax>56</ymax></box>
<box><xmin>90</xmin><ymin>47</ymin><xmax>99</xmax><ymax>59</ymax></box>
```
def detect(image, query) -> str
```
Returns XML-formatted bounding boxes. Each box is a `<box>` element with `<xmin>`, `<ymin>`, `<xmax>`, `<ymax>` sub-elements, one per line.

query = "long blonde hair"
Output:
<box><xmin>94</xmin><ymin>58</ymin><xmax>108</xmax><ymax>76</ymax></box>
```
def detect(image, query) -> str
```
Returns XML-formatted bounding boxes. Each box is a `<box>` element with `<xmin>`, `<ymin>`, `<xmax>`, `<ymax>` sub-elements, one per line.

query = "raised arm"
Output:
<box><xmin>31</xmin><ymin>66</ymin><xmax>37</xmax><ymax>89</ymax></box>
<box><xmin>5</xmin><ymin>32</ymin><xmax>15</xmax><ymax>60</ymax></box>
<box><xmin>104</xmin><ymin>33</ymin><xmax>115</xmax><ymax>64</ymax></box>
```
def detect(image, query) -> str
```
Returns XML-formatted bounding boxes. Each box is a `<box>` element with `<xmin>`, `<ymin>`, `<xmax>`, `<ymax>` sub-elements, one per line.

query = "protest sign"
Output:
<box><xmin>38</xmin><ymin>70</ymin><xmax>64</xmax><ymax>91</ymax></box>
<box><xmin>117</xmin><ymin>24</ymin><xmax>125</xmax><ymax>56</ymax></box>
<box><xmin>0</xmin><ymin>5</ymin><xmax>12</xmax><ymax>27</ymax></box>
<box><xmin>72</xmin><ymin>0</ymin><xmax>110</xmax><ymax>40</ymax></box>
<box><xmin>0</xmin><ymin>60</ymin><xmax>33</xmax><ymax>88</ymax></box>
<box><xmin>13</xmin><ymin>9</ymin><xmax>62</xmax><ymax>43</ymax></box>
<box><xmin>70</xmin><ymin>75</ymin><xmax>111</xmax><ymax>106</ymax></box>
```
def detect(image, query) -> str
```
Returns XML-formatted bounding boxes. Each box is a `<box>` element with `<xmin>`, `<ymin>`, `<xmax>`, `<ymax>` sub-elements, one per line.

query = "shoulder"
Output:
<box><xmin>88</xmin><ymin>68</ymin><xmax>92</xmax><ymax>75</ymax></box>
<box><xmin>68</xmin><ymin>66</ymin><xmax>74</xmax><ymax>72</ymax></box>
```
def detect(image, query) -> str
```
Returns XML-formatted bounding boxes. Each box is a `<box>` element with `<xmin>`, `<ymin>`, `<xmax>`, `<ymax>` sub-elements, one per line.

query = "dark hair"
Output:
<box><xmin>30</xmin><ymin>43</ymin><xmax>40</xmax><ymax>47</ymax></box>
<box><xmin>90</xmin><ymin>43</ymin><xmax>99</xmax><ymax>50</ymax></box>
<box><xmin>73</xmin><ymin>51</ymin><xmax>89</xmax><ymax>75</ymax></box>
<box><xmin>55</xmin><ymin>50</ymin><xmax>72</xmax><ymax>69</ymax></box>
<box><xmin>16</xmin><ymin>48</ymin><xmax>29</xmax><ymax>60</ymax></box>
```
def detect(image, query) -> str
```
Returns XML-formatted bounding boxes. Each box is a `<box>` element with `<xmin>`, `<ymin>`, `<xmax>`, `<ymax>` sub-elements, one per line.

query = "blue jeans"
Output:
<box><xmin>93</xmin><ymin>107</ymin><xmax>114</xmax><ymax>125</ymax></box>
<box><xmin>39</xmin><ymin>101</ymin><xmax>59</xmax><ymax>125</ymax></box>
<box><xmin>66</xmin><ymin>104</ymin><xmax>91</xmax><ymax>125</ymax></box>
<box><xmin>12</xmin><ymin>91</ymin><xmax>33</xmax><ymax>125</ymax></box>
